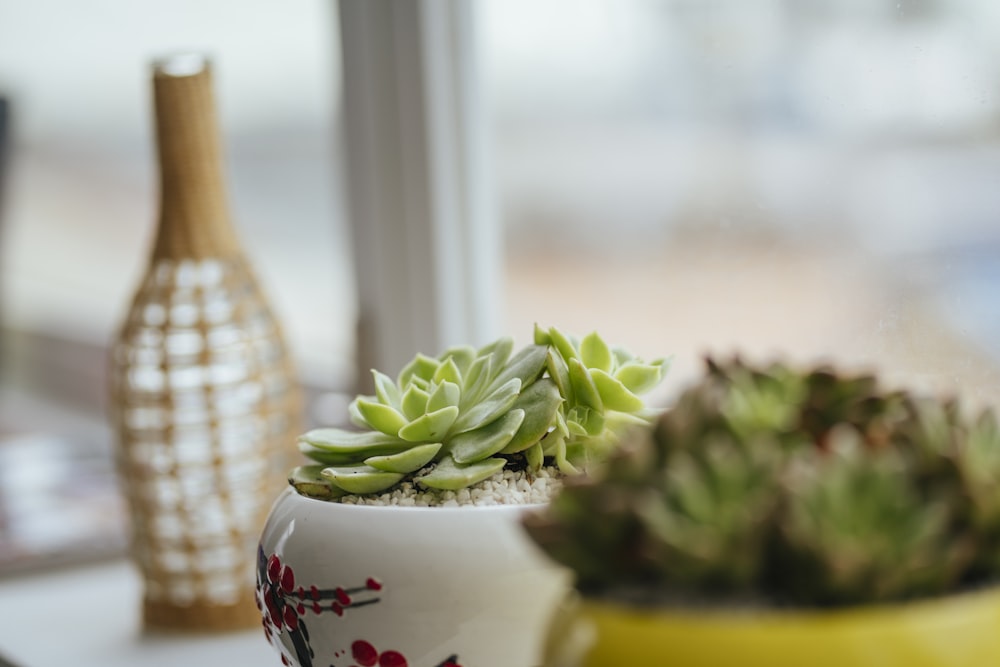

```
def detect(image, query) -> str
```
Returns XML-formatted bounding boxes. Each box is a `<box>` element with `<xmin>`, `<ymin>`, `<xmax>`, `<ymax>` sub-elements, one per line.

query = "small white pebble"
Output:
<box><xmin>335</xmin><ymin>466</ymin><xmax>563</xmax><ymax>507</ymax></box>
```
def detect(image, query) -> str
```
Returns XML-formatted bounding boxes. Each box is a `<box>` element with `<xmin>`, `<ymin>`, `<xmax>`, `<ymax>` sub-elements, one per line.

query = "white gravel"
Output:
<box><xmin>337</xmin><ymin>466</ymin><xmax>564</xmax><ymax>507</ymax></box>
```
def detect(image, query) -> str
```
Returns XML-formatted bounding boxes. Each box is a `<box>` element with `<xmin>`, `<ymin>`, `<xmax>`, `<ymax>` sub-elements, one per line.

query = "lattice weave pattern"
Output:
<box><xmin>111</xmin><ymin>255</ymin><xmax>300</xmax><ymax>631</ymax></box>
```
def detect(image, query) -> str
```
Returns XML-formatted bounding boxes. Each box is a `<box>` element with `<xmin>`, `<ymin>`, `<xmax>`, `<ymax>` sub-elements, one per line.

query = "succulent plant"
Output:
<box><xmin>524</xmin><ymin>357</ymin><xmax>1000</xmax><ymax>607</ymax></box>
<box><xmin>291</xmin><ymin>326</ymin><xmax>668</xmax><ymax>499</ymax></box>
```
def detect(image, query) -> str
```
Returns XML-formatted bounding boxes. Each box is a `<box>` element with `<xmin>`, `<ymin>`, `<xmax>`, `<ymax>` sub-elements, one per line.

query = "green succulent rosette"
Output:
<box><xmin>291</xmin><ymin>326</ymin><xmax>668</xmax><ymax>499</ymax></box>
<box><xmin>524</xmin><ymin>357</ymin><xmax>1000</xmax><ymax>608</ymax></box>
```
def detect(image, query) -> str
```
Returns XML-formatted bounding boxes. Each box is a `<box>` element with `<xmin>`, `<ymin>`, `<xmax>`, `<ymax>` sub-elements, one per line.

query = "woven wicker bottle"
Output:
<box><xmin>110</xmin><ymin>55</ymin><xmax>300</xmax><ymax>632</ymax></box>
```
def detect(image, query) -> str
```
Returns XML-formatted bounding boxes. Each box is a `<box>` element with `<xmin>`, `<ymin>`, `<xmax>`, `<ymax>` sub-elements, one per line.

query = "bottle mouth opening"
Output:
<box><xmin>154</xmin><ymin>53</ymin><xmax>209</xmax><ymax>77</ymax></box>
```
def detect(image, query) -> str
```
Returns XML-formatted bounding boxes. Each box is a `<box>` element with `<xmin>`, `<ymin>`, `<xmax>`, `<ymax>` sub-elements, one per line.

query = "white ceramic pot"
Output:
<box><xmin>257</xmin><ymin>488</ymin><xmax>570</xmax><ymax>667</ymax></box>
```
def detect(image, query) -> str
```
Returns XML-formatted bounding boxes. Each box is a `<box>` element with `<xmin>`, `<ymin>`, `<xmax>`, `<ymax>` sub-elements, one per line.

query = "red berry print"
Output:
<box><xmin>379</xmin><ymin>650</ymin><xmax>408</xmax><ymax>667</ymax></box>
<box><xmin>279</xmin><ymin>564</ymin><xmax>295</xmax><ymax>593</ymax></box>
<box><xmin>257</xmin><ymin>550</ymin><xmax>391</xmax><ymax>666</ymax></box>
<box><xmin>267</xmin><ymin>555</ymin><xmax>282</xmax><ymax>583</ymax></box>
<box><xmin>352</xmin><ymin>639</ymin><xmax>379</xmax><ymax>666</ymax></box>
<box><xmin>283</xmin><ymin>606</ymin><xmax>299</xmax><ymax>631</ymax></box>
<box><xmin>265</xmin><ymin>595</ymin><xmax>282</xmax><ymax>629</ymax></box>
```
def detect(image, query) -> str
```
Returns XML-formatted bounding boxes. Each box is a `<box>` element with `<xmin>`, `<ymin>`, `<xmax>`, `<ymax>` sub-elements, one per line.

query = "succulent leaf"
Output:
<box><xmin>525</xmin><ymin>441</ymin><xmax>544</xmax><ymax>470</ymax></box>
<box><xmin>615</xmin><ymin>360</ymin><xmax>666</xmax><ymax>395</ymax></box>
<box><xmin>580</xmin><ymin>331</ymin><xmax>613</xmax><ymax>372</ymax></box>
<box><xmin>552</xmin><ymin>434</ymin><xmax>579</xmax><ymax>475</ymax></box>
<box><xmin>955</xmin><ymin>409</ymin><xmax>1000</xmax><ymax>536</ymax></box>
<box><xmin>611</xmin><ymin>346</ymin><xmax>636</xmax><ymax>367</ymax></box>
<box><xmin>441</xmin><ymin>345</ymin><xmax>476</xmax><ymax>376</ymax></box>
<box><xmin>297</xmin><ymin>441</ymin><xmax>359</xmax><ymax>466</ymax></box>
<box><xmin>365</xmin><ymin>443</ymin><xmax>443</xmax><ymax>473</ymax></box>
<box><xmin>453</xmin><ymin>377</ymin><xmax>522</xmax><ymax>434</ymax></box>
<box><xmin>401</xmin><ymin>385</ymin><xmax>430</xmax><ymax>421</ymax></box>
<box><xmin>568</xmin><ymin>357</ymin><xmax>604</xmax><ymax>412</ymax></box>
<box><xmin>590</xmin><ymin>369</ymin><xmax>644</xmax><ymax>413</ymax></box>
<box><xmin>547</xmin><ymin>326</ymin><xmax>579</xmax><ymax>363</ymax></box>
<box><xmin>397</xmin><ymin>406</ymin><xmax>460</xmax><ymax>442</ymax></box>
<box><xmin>398</xmin><ymin>353</ymin><xmax>439</xmax><ymax>387</ymax></box>
<box><xmin>565</xmin><ymin>416</ymin><xmax>589</xmax><ymax>438</ymax></box>
<box><xmin>534</xmin><ymin>323</ymin><xmax>552</xmax><ymax>346</ymax></box>
<box><xmin>353</xmin><ymin>398</ymin><xmax>408</xmax><ymax>436</ymax></box>
<box><xmin>501</xmin><ymin>379</ymin><xmax>564</xmax><ymax>454</ymax></box>
<box><xmin>372</xmin><ymin>370</ymin><xmax>402</xmax><ymax>409</ymax></box>
<box><xmin>546</xmin><ymin>347</ymin><xmax>574</xmax><ymax>405</ymax></box>
<box><xmin>417</xmin><ymin>455</ymin><xmax>507</xmax><ymax>490</ymax></box>
<box><xmin>426</xmin><ymin>380</ymin><xmax>461</xmax><ymax>413</ymax></box>
<box><xmin>289</xmin><ymin>465</ymin><xmax>348</xmax><ymax>500</ymax></box>
<box><xmin>478</xmin><ymin>336</ymin><xmax>514</xmax><ymax>373</ymax></box>
<box><xmin>487</xmin><ymin>344</ymin><xmax>548</xmax><ymax>395</ymax></box>
<box><xmin>299</xmin><ymin>428</ymin><xmax>410</xmax><ymax>455</ymax></box>
<box><xmin>575</xmin><ymin>407</ymin><xmax>607</xmax><ymax>437</ymax></box>
<box><xmin>460</xmin><ymin>354</ymin><xmax>494</xmax><ymax>409</ymax></box>
<box><xmin>348</xmin><ymin>399</ymin><xmax>367</xmax><ymax>428</ymax></box>
<box><xmin>321</xmin><ymin>465</ymin><xmax>405</xmax><ymax>494</ymax></box>
<box><xmin>450</xmin><ymin>409</ymin><xmax>526</xmax><ymax>464</ymax></box>
<box><xmin>434</xmin><ymin>357</ymin><xmax>463</xmax><ymax>386</ymax></box>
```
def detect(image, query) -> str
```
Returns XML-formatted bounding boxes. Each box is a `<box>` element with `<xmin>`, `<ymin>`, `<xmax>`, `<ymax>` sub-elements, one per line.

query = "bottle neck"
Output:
<box><xmin>151</xmin><ymin>56</ymin><xmax>239</xmax><ymax>261</ymax></box>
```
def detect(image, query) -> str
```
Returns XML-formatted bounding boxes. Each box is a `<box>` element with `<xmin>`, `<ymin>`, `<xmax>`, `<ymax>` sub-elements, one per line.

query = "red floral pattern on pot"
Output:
<box><xmin>257</xmin><ymin>547</ymin><xmax>461</xmax><ymax>667</ymax></box>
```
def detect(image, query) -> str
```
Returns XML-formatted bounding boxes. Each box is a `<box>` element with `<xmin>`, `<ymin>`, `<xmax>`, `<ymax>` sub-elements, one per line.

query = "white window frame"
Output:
<box><xmin>339</xmin><ymin>0</ymin><xmax>501</xmax><ymax>384</ymax></box>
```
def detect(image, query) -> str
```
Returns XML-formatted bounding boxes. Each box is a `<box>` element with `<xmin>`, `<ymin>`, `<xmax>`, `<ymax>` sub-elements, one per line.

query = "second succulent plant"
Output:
<box><xmin>291</xmin><ymin>326</ymin><xmax>667</xmax><ymax>499</ymax></box>
<box><xmin>524</xmin><ymin>357</ymin><xmax>1000</xmax><ymax>607</ymax></box>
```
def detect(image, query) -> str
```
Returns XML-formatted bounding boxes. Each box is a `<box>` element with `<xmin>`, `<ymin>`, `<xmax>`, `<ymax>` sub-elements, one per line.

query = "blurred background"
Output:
<box><xmin>2</xmin><ymin>0</ymin><xmax>1000</xmax><ymax>572</ymax></box>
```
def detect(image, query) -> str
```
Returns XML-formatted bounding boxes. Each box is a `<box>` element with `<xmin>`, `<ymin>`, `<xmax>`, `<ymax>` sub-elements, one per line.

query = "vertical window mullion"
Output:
<box><xmin>339</xmin><ymin>0</ymin><xmax>500</xmax><ymax>388</ymax></box>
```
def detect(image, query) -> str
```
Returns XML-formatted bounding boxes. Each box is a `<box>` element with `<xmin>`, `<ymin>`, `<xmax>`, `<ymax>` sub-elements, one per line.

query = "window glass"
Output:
<box><xmin>0</xmin><ymin>0</ymin><xmax>352</xmax><ymax>389</ymax></box>
<box><xmin>485</xmin><ymin>0</ymin><xmax>1000</xmax><ymax>402</ymax></box>
<box><xmin>0</xmin><ymin>0</ymin><xmax>349</xmax><ymax>571</ymax></box>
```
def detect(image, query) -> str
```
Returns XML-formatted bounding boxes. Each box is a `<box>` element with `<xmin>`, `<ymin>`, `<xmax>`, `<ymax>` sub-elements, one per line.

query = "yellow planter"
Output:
<box><xmin>543</xmin><ymin>588</ymin><xmax>1000</xmax><ymax>667</ymax></box>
